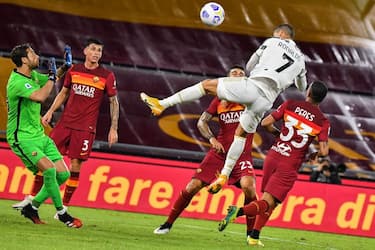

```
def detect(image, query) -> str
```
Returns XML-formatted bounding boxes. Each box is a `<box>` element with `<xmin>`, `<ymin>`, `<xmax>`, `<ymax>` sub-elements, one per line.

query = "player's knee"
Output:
<box><xmin>202</xmin><ymin>79</ymin><xmax>218</xmax><ymax>95</ymax></box>
<box><xmin>56</xmin><ymin>171</ymin><xmax>70</xmax><ymax>185</ymax></box>
<box><xmin>235</xmin><ymin>124</ymin><xmax>248</xmax><ymax>137</ymax></box>
<box><xmin>185</xmin><ymin>179</ymin><xmax>203</xmax><ymax>193</ymax></box>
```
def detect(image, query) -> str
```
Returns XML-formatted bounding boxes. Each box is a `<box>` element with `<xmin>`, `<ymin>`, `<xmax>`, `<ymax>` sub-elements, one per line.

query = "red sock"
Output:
<box><xmin>253</xmin><ymin>207</ymin><xmax>274</xmax><ymax>231</ymax></box>
<box><xmin>242</xmin><ymin>200</ymin><xmax>269</xmax><ymax>217</ymax></box>
<box><xmin>63</xmin><ymin>172</ymin><xmax>80</xmax><ymax>206</ymax></box>
<box><xmin>30</xmin><ymin>172</ymin><xmax>44</xmax><ymax>196</ymax></box>
<box><xmin>166</xmin><ymin>190</ymin><xmax>195</xmax><ymax>224</ymax></box>
<box><xmin>244</xmin><ymin>195</ymin><xmax>257</xmax><ymax>233</ymax></box>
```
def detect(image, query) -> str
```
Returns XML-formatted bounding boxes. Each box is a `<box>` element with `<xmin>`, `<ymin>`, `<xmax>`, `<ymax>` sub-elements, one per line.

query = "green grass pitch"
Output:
<box><xmin>0</xmin><ymin>199</ymin><xmax>373</xmax><ymax>250</ymax></box>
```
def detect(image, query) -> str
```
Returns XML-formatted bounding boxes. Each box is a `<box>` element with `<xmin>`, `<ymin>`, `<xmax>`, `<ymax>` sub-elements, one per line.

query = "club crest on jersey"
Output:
<box><xmin>271</xmin><ymin>141</ymin><xmax>292</xmax><ymax>156</ymax></box>
<box><xmin>93</xmin><ymin>76</ymin><xmax>100</xmax><ymax>83</ymax></box>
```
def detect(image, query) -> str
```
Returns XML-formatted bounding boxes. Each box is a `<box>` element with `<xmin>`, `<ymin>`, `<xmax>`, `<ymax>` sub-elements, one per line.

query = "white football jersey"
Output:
<box><xmin>250</xmin><ymin>37</ymin><xmax>306</xmax><ymax>91</ymax></box>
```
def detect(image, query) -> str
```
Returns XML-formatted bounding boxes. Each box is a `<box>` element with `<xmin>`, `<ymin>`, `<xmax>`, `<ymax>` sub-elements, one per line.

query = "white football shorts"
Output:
<box><xmin>217</xmin><ymin>77</ymin><xmax>273</xmax><ymax>133</ymax></box>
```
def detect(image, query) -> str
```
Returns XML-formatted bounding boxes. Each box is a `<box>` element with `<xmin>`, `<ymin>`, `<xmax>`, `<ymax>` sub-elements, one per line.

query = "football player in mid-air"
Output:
<box><xmin>153</xmin><ymin>65</ymin><xmax>258</xmax><ymax>243</ymax></box>
<box><xmin>217</xmin><ymin>81</ymin><xmax>330</xmax><ymax>246</ymax></box>
<box><xmin>140</xmin><ymin>23</ymin><xmax>307</xmax><ymax>196</ymax></box>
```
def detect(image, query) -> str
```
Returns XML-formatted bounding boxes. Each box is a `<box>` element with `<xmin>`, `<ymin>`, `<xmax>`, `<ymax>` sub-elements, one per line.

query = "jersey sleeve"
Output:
<box><xmin>271</xmin><ymin>100</ymin><xmax>289</xmax><ymax>121</ymax></box>
<box><xmin>206</xmin><ymin>97</ymin><xmax>220</xmax><ymax>116</ymax></box>
<box><xmin>32</xmin><ymin>71</ymin><xmax>49</xmax><ymax>87</ymax></box>
<box><xmin>105</xmin><ymin>71</ymin><xmax>117</xmax><ymax>97</ymax></box>
<box><xmin>318</xmin><ymin>118</ymin><xmax>330</xmax><ymax>141</ymax></box>
<box><xmin>14</xmin><ymin>75</ymin><xmax>42</xmax><ymax>99</ymax></box>
<box><xmin>255</xmin><ymin>38</ymin><xmax>273</xmax><ymax>57</ymax></box>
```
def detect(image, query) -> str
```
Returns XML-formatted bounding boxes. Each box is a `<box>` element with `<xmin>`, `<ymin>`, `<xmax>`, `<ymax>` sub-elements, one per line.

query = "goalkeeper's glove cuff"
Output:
<box><xmin>48</xmin><ymin>57</ymin><xmax>57</xmax><ymax>83</ymax></box>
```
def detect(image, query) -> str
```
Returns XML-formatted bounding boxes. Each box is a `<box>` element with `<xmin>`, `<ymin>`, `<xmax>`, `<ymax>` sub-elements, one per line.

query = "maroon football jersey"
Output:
<box><xmin>58</xmin><ymin>64</ymin><xmax>117</xmax><ymax>132</ymax></box>
<box><xmin>206</xmin><ymin>97</ymin><xmax>253</xmax><ymax>153</ymax></box>
<box><xmin>269</xmin><ymin>100</ymin><xmax>330</xmax><ymax>166</ymax></box>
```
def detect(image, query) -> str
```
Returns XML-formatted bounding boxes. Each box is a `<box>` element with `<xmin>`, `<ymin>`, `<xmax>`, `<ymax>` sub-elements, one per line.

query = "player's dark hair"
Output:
<box><xmin>228</xmin><ymin>64</ymin><xmax>245</xmax><ymax>72</ymax></box>
<box><xmin>274</xmin><ymin>24</ymin><xmax>295</xmax><ymax>39</ymax></box>
<box><xmin>10</xmin><ymin>43</ymin><xmax>31</xmax><ymax>67</ymax></box>
<box><xmin>310</xmin><ymin>80</ymin><xmax>328</xmax><ymax>103</ymax></box>
<box><xmin>85</xmin><ymin>38</ymin><xmax>104</xmax><ymax>48</ymax></box>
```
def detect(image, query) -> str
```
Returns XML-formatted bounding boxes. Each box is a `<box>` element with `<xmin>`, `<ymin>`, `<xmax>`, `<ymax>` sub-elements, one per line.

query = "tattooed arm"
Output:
<box><xmin>108</xmin><ymin>95</ymin><xmax>119</xmax><ymax>147</ymax></box>
<box><xmin>197</xmin><ymin>111</ymin><xmax>225</xmax><ymax>153</ymax></box>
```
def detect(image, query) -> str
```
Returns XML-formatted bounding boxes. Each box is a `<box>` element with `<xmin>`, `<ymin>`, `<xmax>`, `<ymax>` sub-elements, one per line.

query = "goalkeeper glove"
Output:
<box><xmin>64</xmin><ymin>45</ymin><xmax>72</xmax><ymax>68</ymax></box>
<box><xmin>48</xmin><ymin>57</ymin><xmax>57</xmax><ymax>82</ymax></box>
<box><xmin>207</xmin><ymin>174</ymin><xmax>228</xmax><ymax>194</ymax></box>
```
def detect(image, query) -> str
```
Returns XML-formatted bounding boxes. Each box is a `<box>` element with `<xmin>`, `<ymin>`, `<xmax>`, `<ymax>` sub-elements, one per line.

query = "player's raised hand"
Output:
<box><xmin>48</xmin><ymin>57</ymin><xmax>57</xmax><ymax>82</ymax></box>
<box><xmin>64</xmin><ymin>45</ymin><xmax>72</xmax><ymax>68</ymax></box>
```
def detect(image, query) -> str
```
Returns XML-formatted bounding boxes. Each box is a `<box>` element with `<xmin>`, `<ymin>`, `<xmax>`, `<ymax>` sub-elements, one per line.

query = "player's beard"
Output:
<box><xmin>30</xmin><ymin>60</ymin><xmax>39</xmax><ymax>70</ymax></box>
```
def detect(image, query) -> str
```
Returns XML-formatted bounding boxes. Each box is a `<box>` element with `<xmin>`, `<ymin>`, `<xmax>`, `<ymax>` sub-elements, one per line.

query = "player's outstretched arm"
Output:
<box><xmin>30</xmin><ymin>58</ymin><xmax>56</xmax><ymax>102</ymax></box>
<box><xmin>245</xmin><ymin>53</ymin><xmax>260</xmax><ymax>75</ymax></box>
<box><xmin>261</xmin><ymin>114</ymin><xmax>280</xmax><ymax>136</ymax></box>
<box><xmin>41</xmin><ymin>87</ymin><xmax>70</xmax><ymax>126</ymax></box>
<box><xmin>294</xmin><ymin>68</ymin><xmax>307</xmax><ymax>91</ymax></box>
<box><xmin>56</xmin><ymin>45</ymin><xmax>72</xmax><ymax>79</ymax></box>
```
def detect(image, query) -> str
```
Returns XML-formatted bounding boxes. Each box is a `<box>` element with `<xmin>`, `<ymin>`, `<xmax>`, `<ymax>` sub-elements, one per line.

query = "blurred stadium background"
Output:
<box><xmin>1</xmin><ymin>0</ymin><xmax>374</xmax><ymax>179</ymax></box>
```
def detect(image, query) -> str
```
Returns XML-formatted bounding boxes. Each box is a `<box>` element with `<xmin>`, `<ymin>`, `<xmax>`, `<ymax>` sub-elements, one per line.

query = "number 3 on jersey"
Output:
<box><xmin>81</xmin><ymin>139</ymin><xmax>89</xmax><ymax>151</ymax></box>
<box><xmin>280</xmin><ymin>115</ymin><xmax>314</xmax><ymax>148</ymax></box>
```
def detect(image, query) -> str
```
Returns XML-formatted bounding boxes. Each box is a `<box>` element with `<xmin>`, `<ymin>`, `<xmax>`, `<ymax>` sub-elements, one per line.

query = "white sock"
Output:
<box><xmin>159</xmin><ymin>82</ymin><xmax>205</xmax><ymax>108</ymax></box>
<box><xmin>57</xmin><ymin>206</ymin><xmax>67</xmax><ymax>215</ymax></box>
<box><xmin>221</xmin><ymin>136</ymin><xmax>247</xmax><ymax>176</ymax></box>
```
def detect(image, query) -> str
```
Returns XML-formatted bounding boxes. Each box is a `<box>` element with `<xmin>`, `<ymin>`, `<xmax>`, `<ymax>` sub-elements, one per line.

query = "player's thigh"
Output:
<box><xmin>54</xmin><ymin>159</ymin><xmax>69</xmax><ymax>172</ymax></box>
<box><xmin>240</xmin><ymin>97</ymin><xmax>272</xmax><ymax>133</ymax></box>
<box><xmin>44</xmin><ymin>136</ymin><xmax>63</xmax><ymax>163</ymax></box>
<box><xmin>10</xmin><ymin>137</ymin><xmax>60</xmax><ymax>174</ymax></box>
<box><xmin>217</xmin><ymin>77</ymin><xmax>259</xmax><ymax>103</ymax></box>
<box><xmin>50</xmin><ymin>124</ymin><xmax>71</xmax><ymax>155</ymax></box>
<box><xmin>193</xmin><ymin>150</ymin><xmax>224</xmax><ymax>185</ymax></box>
<box><xmin>185</xmin><ymin>178</ymin><xmax>205</xmax><ymax>194</ymax></box>
<box><xmin>68</xmin><ymin>130</ymin><xmax>96</xmax><ymax>160</ymax></box>
<box><xmin>228</xmin><ymin>157</ymin><xmax>254</xmax><ymax>184</ymax></box>
<box><xmin>263</xmin><ymin>161</ymin><xmax>298</xmax><ymax>202</ymax></box>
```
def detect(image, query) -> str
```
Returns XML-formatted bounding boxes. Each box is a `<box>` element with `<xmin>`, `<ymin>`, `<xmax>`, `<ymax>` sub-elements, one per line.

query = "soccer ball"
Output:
<box><xmin>200</xmin><ymin>2</ymin><xmax>225</xmax><ymax>26</ymax></box>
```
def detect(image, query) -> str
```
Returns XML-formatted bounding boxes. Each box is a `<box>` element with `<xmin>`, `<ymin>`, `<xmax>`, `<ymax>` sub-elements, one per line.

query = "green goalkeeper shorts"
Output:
<box><xmin>10</xmin><ymin>136</ymin><xmax>62</xmax><ymax>174</ymax></box>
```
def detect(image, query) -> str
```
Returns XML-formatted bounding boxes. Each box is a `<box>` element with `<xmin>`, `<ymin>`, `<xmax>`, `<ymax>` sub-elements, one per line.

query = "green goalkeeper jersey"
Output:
<box><xmin>6</xmin><ymin>69</ymin><xmax>49</xmax><ymax>144</ymax></box>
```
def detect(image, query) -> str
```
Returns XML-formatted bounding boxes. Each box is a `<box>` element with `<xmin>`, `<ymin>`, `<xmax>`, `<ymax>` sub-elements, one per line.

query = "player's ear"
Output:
<box><xmin>306</xmin><ymin>84</ymin><xmax>312</xmax><ymax>97</ymax></box>
<box><xmin>21</xmin><ymin>56</ymin><xmax>28</xmax><ymax>65</ymax></box>
<box><xmin>83</xmin><ymin>46</ymin><xmax>88</xmax><ymax>56</ymax></box>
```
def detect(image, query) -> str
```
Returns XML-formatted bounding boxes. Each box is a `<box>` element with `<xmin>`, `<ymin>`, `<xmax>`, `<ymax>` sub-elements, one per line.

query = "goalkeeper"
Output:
<box><xmin>6</xmin><ymin>43</ymin><xmax>82</xmax><ymax>228</ymax></box>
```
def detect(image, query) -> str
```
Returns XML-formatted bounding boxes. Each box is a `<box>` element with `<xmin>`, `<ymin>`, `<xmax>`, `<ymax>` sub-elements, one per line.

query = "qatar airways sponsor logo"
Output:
<box><xmin>72</xmin><ymin>84</ymin><xmax>95</xmax><ymax>98</ymax></box>
<box><xmin>219</xmin><ymin>111</ymin><xmax>243</xmax><ymax>124</ymax></box>
<box><xmin>271</xmin><ymin>141</ymin><xmax>292</xmax><ymax>157</ymax></box>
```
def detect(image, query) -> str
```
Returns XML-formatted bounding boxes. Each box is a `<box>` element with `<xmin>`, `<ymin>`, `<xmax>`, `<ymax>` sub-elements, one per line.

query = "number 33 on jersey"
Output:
<box><xmin>270</xmin><ymin>100</ymin><xmax>330</xmax><ymax>160</ymax></box>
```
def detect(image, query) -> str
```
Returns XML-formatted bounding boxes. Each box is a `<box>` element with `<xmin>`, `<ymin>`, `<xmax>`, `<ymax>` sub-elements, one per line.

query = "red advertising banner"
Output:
<box><xmin>0</xmin><ymin>142</ymin><xmax>374</xmax><ymax>237</ymax></box>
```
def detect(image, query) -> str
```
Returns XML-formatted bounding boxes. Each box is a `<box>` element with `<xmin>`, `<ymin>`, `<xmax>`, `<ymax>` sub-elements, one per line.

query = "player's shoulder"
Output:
<box><xmin>206</xmin><ymin>97</ymin><xmax>220</xmax><ymax>111</ymax></box>
<box><xmin>98</xmin><ymin>64</ymin><xmax>115</xmax><ymax>75</ymax></box>
<box><xmin>263</xmin><ymin>37</ymin><xmax>280</xmax><ymax>44</ymax></box>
